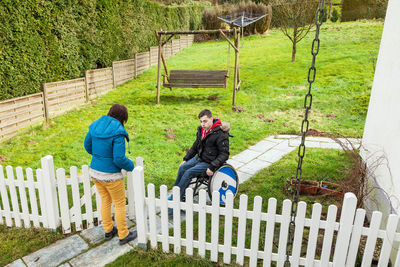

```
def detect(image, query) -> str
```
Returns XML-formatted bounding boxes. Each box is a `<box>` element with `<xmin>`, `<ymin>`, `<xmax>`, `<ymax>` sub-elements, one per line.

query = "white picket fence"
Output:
<box><xmin>0</xmin><ymin>155</ymin><xmax>143</xmax><ymax>233</ymax></box>
<box><xmin>2</xmin><ymin>156</ymin><xmax>400</xmax><ymax>266</ymax></box>
<box><xmin>131</xmin><ymin>166</ymin><xmax>400</xmax><ymax>267</ymax></box>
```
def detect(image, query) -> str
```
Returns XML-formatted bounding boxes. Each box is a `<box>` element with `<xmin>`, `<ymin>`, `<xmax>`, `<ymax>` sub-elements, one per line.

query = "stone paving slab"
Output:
<box><xmin>5</xmin><ymin>259</ymin><xmax>26</xmax><ymax>267</ymax></box>
<box><xmin>23</xmin><ymin>235</ymin><xmax>88</xmax><ymax>267</ymax></box>
<box><xmin>58</xmin><ymin>263</ymin><xmax>71</xmax><ymax>267</ymax></box>
<box><xmin>79</xmin><ymin>219</ymin><xmax>135</xmax><ymax>245</ymax></box>
<box><xmin>226</xmin><ymin>158</ymin><xmax>245</xmax><ymax>169</ymax></box>
<box><xmin>276</xmin><ymin>135</ymin><xmax>299</xmax><ymax>139</ymax></box>
<box><xmin>231</xmin><ymin>149</ymin><xmax>263</xmax><ymax>164</ymax></box>
<box><xmin>237</xmin><ymin>170</ymin><xmax>253</xmax><ymax>183</ymax></box>
<box><xmin>264</xmin><ymin>136</ymin><xmax>284</xmax><ymax>143</ymax></box>
<box><xmin>237</xmin><ymin>158</ymin><xmax>272</xmax><ymax>176</ymax></box>
<box><xmin>319</xmin><ymin>142</ymin><xmax>343</xmax><ymax>149</ymax></box>
<box><xmin>69</xmin><ymin>236</ymin><xmax>133</xmax><ymax>267</ymax></box>
<box><xmin>257</xmin><ymin>149</ymin><xmax>288</xmax><ymax>163</ymax></box>
<box><xmin>273</xmin><ymin>140</ymin><xmax>297</xmax><ymax>153</ymax></box>
<box><xmin>248</xmin><ymin>140</ymin><xmax>277</xmax><ymax>152</ymax></box>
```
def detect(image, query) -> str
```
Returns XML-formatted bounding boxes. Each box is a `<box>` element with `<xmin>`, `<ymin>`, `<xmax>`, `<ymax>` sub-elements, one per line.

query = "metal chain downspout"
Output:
<box><xmin>284</xmin><ymin>1</ymin><xmax>325</xmax><ymax>266</ymax></box>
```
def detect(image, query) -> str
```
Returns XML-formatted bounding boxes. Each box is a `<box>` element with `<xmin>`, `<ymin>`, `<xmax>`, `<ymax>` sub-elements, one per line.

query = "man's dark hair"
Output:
<box><xmin>198</xmin><ymin>109</ymin><xmax>212</xmax><ymax>119</ymax></box>
<box><xmin>108</xmin><ymin>104</ymin><xmax>128</xmax><ymax>125</ymax></box>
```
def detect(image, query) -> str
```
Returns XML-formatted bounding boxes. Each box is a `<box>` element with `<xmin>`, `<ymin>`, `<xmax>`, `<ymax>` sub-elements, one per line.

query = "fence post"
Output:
<box><xmin>40</xmin><ymin>155</ymin><xmax>60</xmax><ymax>231</ymax></box>
<box><xmin>84</xmin><ymin>71</ymin><xmax>89</xmax><ymax>102</ymax></box>
<box><xmin>133</xmin><ymin>165</ymin><xmax>148</xmax><ymax>249</ymax></box>
<box><xmin>333</xmin><ymin>192</ymin><xmax>357</xmax><ymax>265</ymax></box>
<box><xmin>134</xmin><ymin>53</ymin><xmax>138</xmax><ymax>78</ymax></box>
<box><xmin>41</xmin><ymin>83</ymin><xmax>49</xmax><ymax>121</ymax></box>
<box><xmin>111</xmin><ymin>62</ymin><xmax>117</xmax><ymax>89</ymax></box>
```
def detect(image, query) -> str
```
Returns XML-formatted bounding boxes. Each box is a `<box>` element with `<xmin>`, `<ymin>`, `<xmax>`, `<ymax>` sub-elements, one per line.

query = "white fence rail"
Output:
<box><xmin>2</xmin><ymin>155</ymin><xmax>400</xmax><ymax>266</ymax></box>
<box><xmin>0</xmin><ymin>155</ymin><xmax>142</xmax><ymax>234</ymax></box>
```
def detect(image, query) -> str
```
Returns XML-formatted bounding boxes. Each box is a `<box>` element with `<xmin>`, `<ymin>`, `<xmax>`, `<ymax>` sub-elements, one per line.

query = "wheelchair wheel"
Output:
<box><xmin>208</xmin><ymin>164</ymin><xmax>239</xmax><ymax>205</ymax></box>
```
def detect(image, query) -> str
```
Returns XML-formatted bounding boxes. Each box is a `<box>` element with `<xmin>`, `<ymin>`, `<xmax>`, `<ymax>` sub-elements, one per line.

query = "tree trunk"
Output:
<box><xmin>328</xmin><ymin>0</ymin><xmax>333</xmax><ymax>19</ymax></box>
<box><xmin>292</xmin><ymin>40</ymin><xmax>297</xmax><ymax>62</ymax></box>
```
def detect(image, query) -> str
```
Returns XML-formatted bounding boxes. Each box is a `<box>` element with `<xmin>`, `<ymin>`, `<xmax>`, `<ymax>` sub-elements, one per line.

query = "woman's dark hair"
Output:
<box><xmin>198</xmin><ymin>109</ymin><xmax>212</xmax><ymax>119</ymax></box>
<box><xmin>108</xmin><ymin>104</ymin><xmax>128</xmax><ymax>125</ymax></box>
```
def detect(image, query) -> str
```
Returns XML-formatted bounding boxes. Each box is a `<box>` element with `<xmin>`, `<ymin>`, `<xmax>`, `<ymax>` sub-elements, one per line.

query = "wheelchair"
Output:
<box><xmin>188</xmin><ymin>163</ymin><xmax>239</xmax><ymax>205</ymax></box>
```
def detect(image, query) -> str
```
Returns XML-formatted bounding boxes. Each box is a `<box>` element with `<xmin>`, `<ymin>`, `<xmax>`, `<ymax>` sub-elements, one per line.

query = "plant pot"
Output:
<box><xmin>291</xmin><ymin>179</ymin><xmax>319</xmax><ymax>195</ymax></box>
<box><xmin>319</xmin><ymin>181</ymin><xmax>344</xmax><ymax>198</ymax></box>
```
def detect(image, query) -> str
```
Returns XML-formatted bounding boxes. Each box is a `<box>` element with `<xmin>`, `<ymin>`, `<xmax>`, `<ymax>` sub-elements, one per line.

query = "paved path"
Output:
<box><xmin>6</xmin><ymin>135</ymin><xmax>360</xmax><ymax>267</ymax></box>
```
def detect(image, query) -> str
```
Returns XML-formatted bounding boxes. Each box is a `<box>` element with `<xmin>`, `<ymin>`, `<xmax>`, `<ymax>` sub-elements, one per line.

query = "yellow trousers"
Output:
<box><xmin>93</xmin><ymin>179</ymin><xmax>129</xmax><ymax>240</ymax></box>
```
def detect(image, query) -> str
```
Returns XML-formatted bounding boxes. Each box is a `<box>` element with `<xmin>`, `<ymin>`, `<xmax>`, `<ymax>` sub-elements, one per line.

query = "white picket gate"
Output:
<box><xmin>131</xmin><ymin>166</ymin><xmax>400</xmax><ymax>267</ymax></box>
<box><xmin>0</xmin><ymin>155</ymin><xmax>142</xmax><ymax>233</ymax></box>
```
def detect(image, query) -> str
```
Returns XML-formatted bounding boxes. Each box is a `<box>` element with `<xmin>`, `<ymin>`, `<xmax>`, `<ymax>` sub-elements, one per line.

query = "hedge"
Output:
<box><xmin>0</xmin><ymin>0</ymin><xmax>206</xmax><ymax>100</ymax></box>
<box><xmin>341</xmin><ymin>0</ymin><xmax>388</xmax><ymax>22</ymax></box>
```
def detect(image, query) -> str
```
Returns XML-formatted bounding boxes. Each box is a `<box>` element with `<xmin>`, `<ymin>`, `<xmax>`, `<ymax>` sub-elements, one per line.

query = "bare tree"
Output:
<box><xmin>271</xmin><ymin>0</ymin><xmax>318</xmax><ymax>62</ymax></box>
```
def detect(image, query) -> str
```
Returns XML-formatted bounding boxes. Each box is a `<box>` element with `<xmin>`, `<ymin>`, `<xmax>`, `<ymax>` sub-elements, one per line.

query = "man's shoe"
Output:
<box><xmin>119</xmin><ymin>230</ymin><xmax>137</xmax><ymax>245</ymax></box>
<box><xmin>105</xmin><ymin>227</ymin><xmax>118</xmax><ymax>241</ymax></box>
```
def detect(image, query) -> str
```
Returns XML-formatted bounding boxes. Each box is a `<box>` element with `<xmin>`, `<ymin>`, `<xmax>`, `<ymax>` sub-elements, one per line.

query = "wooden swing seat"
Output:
<box><xmin>163</xmin><ymin>70</ymin><xmax>229</xmax><ymax>88</ymax></box>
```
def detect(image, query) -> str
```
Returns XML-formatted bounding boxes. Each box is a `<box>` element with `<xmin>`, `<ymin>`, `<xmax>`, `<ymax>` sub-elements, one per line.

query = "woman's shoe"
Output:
<box><xmin>105</xmin><ymin>227</ymin><xmax>118</xmax><ymax>241</ymax></box>
<box><xmin>119</xmin><ymin>230</ymin><xmax>137</xmax><ymax>245</ymax></box>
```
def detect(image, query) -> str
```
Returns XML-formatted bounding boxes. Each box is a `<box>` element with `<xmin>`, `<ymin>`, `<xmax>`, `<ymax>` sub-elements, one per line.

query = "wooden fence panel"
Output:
<box><xmin>188</xmin><ymin>34</ymin><xmax>194</xmax><ymax>46</ymax></box>
<box><xmin>164</xmin><ymin>43</ymin><xmax>173</xmax><ymax>59</ymax></box>
<box><xmin>172</xmin><ymin>39</ymin><xmax>180</xmax><ymax>55</ymax></box>
<box><xmin>85</xmin><ymin>68</ymin><xmax>113</xmax><ymax>100</ymax></box>
<box><xmin>113</xmin><ymin>59</ymin><xmax>135</xmax><ymax>87</ymax></box>
<box><xmin>135</xmin><ymin>52</ymin><xmax>150</xmax><ymax>75</ymax></box>
<box><xmin>43</xmin><ymin>78</ymin><xmax>86</xmax><ymax>119</ymax></box>
<box><xmin>149</xmin><ymin>47</ymin><xmax>159</xmax><ymax>67</ymax></box>
<box><xmin>0</xmin><ymin>93</ymin><xmax>45</xmax><ymax>140</ymax></box>
<box><xmin>179</xmin><ymin>35</ymin><xmax>188</xmax><ymax>49</ymax></box>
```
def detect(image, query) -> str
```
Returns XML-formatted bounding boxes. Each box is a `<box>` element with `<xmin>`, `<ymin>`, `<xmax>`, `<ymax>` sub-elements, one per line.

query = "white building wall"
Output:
<box><xmin>361</xmin><ymin>0</ymin><xmax>400</xmax><ymax>214</ymax></box>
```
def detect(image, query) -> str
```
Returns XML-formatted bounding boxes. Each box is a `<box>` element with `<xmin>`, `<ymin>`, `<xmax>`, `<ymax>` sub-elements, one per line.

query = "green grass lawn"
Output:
<box><xmin>0</xmin><ymin>20</ymin><xmax>383</xmax><ymax>265</ymax></box>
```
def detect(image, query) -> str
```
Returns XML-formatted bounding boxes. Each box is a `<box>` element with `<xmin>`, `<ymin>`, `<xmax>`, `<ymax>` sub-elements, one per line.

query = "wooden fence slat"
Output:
<box><xmin>173</xmin><ymin>186</ymin><xmax>181</xmax><ymax>254</ymax></box>
<box><xmin>277</xmin><ymin>199</ymin><xmax>291</xmax><ymax>267</ymax></box>
<box><xmin>160</xmin><ymin>185</ymin><xmax>169</xmax><ymax>252</ymax></box>
<box><xmin>333</xmin><ymin>193</ymin><xmax>358</xmax><ymax>266</ymax></box>
<box><xmin>236</xmin><ymin>194</ymin><xmax>248</xmax><ymax>265</ymax></box>
<box><xmin>185</xmin><ymin>187</ymin><xmax>194</xmax><ymax>256</ymax></box>
<box><xmin>82</xmin><ymin>165</ymin><xmax>93</xmax><ymax>229</ymax></box>
<box><xmin>223</xmin><ymin>192</ymin><xmax>234</xmax><ymax>264</ymax></box>
<box><xmin>147</xmin><ymin>183</ymin><xmax>157</xmax><ymax>249</ymax></box>
<box><xmin>320</xmin><ymin>204</ymin><xmax>338</xmax><ymax>266</ymax></box>
<box><xmin>56</xmin><ymin>168</ymin><xmax>71</xmax><ymax>234</ymax></box>
<box><xmin>26</xmin><ymin>168</ymin><xmax>39</xmax><ymax>227</ymax></box>
<box><xmin>377</xmin><ymin>214</ymin><xmax>399</xmax><ymax>267</ymax></box>
<box><xmin>16</xmin><ymin>167</ymin><xmax>30</xmax><ymax>227</ymax></box>
<box><xmin>198</xmin><ymin>189</ymin><xmax>207</xmax><ymax>258</ymax></box>
<box><xmin>263</xmin><ymin>197</ymin><xmax>277</xmax><ymax>267</ymax></box>
<box><xmin>6</xmin><ymin>166</ymin><xmax>21</xmax><ymax>227</ymax></box>
<box><xmin>0</xmin><ymin>166</ymin><xmax>12</xmax><ymax>226</ymax></box>
<box><xmin>250</xmin><ymin>196</ymin><xmax>263</xmax><ymax>267</ymax></box>
<box><xmin>305</xmin><ymin>203</ymin><xmax>322</xmax><ymax>267</ymax></box>
<box><xmin>345</xmin><ymin>209</ymin><xmax>366</xmax><ymax>267</ymax></box>
<box><xmin>94</xmin><ymin>184</ymin><xmax>101</xmax><ymax>223</ymax></box>
<box><xmin>361</xmin><ymin>211</ymin><xmax>382</xmax><ymax>266</ymax></box>
<box><xmin>291</xmin><ymin>201</ymin><xmax>307</xmax><ymax>266</ymax></box>
<box><xmin>211</xmin><ymin>190</ymin><xmax>220</xmax><ymax>262</ymax></box>
<box><xmin>70</xmin><ymin>166</ymin><xmax>83</xmax><ymax>231</ymax></box>
<box><xmin>36</xmin><ymin>169</ymin><xmax>48</xmax><ymax>227</ymax></box>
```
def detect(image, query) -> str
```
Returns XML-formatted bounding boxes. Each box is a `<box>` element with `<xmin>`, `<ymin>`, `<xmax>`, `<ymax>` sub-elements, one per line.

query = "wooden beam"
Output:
<box><xmin>161</xmin><ymin>51</ymin><xmax>169</xmax><ymax>82</ymax></box>
<box><xmin>156</xmin><ymin>31</ymin><xmax>162</xmax><ymax>104</ymax></box>
<box><xmin>162</xmin><ymin>34</ymin><xmax>175</xmax><ymax>47</ymax></box>
<box><xmin>157</xmin><ymin>29</ymin><xmax>233</xmax><ymax>35</ymax></box>
<box><xmin>218</xmin><ymin>29</ymin><xmax>238</xmax><ymax>52</ymax></box>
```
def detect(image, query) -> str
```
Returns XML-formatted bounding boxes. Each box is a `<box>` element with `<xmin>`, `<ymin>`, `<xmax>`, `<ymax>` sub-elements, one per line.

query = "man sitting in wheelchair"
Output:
<box><xmin>171</xmin><ymin>109</ymin><xmax>230</xmax><ymax>202</ymax></box>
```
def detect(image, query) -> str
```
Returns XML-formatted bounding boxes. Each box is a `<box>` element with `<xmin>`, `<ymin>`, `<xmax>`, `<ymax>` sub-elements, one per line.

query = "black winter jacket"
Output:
<box><xmin>183</xmin><ymin>122</ymin><xmax>230</xmax><ymax>172</ymax></box>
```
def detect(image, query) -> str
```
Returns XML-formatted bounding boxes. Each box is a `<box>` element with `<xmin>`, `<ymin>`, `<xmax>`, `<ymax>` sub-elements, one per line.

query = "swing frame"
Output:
<box><xmin>155</xmin><ymin>29</ymin><xmax>241</xmax><ymax>105</ymax></box>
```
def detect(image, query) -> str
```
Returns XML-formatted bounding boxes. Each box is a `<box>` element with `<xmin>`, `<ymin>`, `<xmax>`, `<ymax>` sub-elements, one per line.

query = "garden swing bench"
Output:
<box><xmin>155</xmin><ymin>29</ymin><xmax>241</xmax><ymax>105</ymax></box>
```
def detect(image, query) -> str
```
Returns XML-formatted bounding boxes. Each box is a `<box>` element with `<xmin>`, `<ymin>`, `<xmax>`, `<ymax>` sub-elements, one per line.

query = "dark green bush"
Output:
<box><xmin>0</xmin><ymin>0</ymin><xmax>205</xmax><ymax>100</ymax></box>
<box><xmin>331</xmin><ymin>8</ymin><xmax>339</xmax><ymax>22</ymax></box>
<box><xmin>341</xmin><ymin>0</ymin><xmax>388</xmax><ymax>22</ymax></box>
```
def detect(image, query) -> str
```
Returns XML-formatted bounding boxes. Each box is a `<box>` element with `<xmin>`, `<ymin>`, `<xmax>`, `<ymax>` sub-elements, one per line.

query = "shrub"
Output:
<box><xmin>331</xmin><ymin>7</ymin><xmax>339</xmax><ymax>22</ymax></box>
<box><xmin>341</xmin><ymin>0</ymin><xmax>388</xmax><ymax>22</ymax></box>
<box><xmin>0</xmin><ymin>0</ymin><xmax>206</xmax><ymax>100</ymax></box>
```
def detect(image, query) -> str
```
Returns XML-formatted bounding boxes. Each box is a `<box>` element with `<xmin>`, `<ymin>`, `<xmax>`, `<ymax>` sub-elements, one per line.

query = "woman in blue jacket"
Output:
<box><xmin>84</xmin><ymin>104</ymin><xmax>136</xmax><ymax>245</ymax></box>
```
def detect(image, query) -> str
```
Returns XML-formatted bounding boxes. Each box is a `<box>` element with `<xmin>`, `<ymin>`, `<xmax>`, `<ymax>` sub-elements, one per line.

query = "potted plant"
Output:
<box><xmin>291</xmin><ymin>179</ymin><xmax>319</xmax><ymax>195</ymax></box>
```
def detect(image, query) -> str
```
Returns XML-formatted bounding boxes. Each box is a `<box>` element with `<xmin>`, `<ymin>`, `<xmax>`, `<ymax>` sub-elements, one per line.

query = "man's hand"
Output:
<box><xmin>206</xmin><ymin>168</ymin><xmax>214</xmax><ymax>176</ymax></box>
<box><xmin>179</xmin><ymin>161</ymin><xmax>186</xmax><ymax>167</ymax></box>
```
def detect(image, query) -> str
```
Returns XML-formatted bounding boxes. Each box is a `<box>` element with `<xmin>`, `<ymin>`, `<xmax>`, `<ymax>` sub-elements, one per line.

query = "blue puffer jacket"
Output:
<box><xmin>84</xmin><ymin>115</ymin><xmax>134</xmax><ymax>173</ymax></box>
